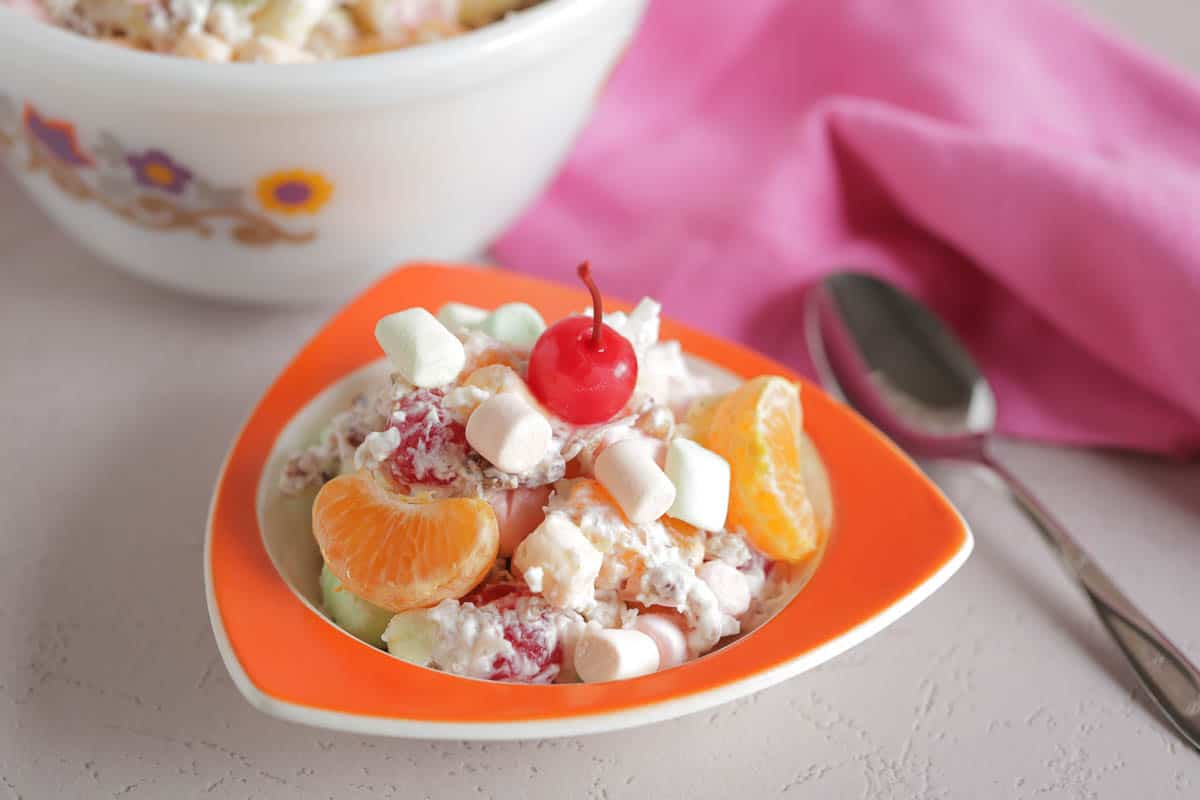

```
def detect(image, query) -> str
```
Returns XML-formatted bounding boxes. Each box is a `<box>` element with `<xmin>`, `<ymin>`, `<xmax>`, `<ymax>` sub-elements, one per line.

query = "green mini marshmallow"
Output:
<box><xmin>479</xmin><ymin>302</ymin><xmax>547</xmax><ymax>349</ymax></box>
<box><xmin>320</xmin><ymin>564</ymin><xmax>393</xmax><ymax>648</ymax></box>
<box><xmin>436</xmin><ymin>302</ymin><xmax>489</xmax><ymax>332</ymax></box>
<box><xmin>382</xmin><ymin>610</ymin><xmax>439</xmax><ymax>667</ymax></box>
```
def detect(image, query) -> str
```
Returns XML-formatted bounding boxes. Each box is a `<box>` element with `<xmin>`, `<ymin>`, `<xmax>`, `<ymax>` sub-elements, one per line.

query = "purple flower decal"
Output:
<box><xmin>23</xmin><ymin>104</ymin><xmax>93</xmax><ymax>167</ymax></box>
<box><xmin>126</xmin><ymin>149</ymin><xmax>193</xmax><ymax>195</ymax></box>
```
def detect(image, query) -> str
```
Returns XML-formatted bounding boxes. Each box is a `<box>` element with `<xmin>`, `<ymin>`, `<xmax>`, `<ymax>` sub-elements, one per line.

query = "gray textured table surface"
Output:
<box><xmin>3</xmin><ymin>3</ymin><xmax>1200</xmax><ymax>797</ymax></box>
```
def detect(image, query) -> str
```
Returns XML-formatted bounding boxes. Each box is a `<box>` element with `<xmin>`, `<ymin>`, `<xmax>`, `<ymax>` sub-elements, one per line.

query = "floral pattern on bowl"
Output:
<box><xmin>0</xmin><ymin>94</ymin><xmax>331</xmax><ymax>247</ymax></box>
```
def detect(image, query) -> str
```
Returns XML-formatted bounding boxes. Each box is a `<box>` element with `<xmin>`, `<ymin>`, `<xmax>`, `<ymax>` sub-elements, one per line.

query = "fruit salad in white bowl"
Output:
<box><xmin>0</xmin><ymin>0</ymin><xmax>645</xmax><ymax>302</ymax></box>
<box><xmin>9</xmin><ymin>0</ymin><xmax>541</xmax><ymax>62</ymax></box>
<box><xmin>279</xmin><ymin>264</ymin><xmax>833</xmax><ymax>684</ymax></box>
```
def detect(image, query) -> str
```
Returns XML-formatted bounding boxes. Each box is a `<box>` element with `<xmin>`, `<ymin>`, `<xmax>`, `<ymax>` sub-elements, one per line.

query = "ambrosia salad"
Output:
<box><xmin>280</xmin><ymin>264</ymin><xmax>828</xmax><ymax>684</ymax></box>
<box><xmin>5</xmin><ymin>0</ymin><xmax>536</xmax><ymax>62</ymax></box>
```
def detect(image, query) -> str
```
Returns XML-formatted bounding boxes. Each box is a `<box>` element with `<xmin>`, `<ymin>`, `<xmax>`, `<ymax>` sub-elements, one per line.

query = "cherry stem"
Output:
<box><xmin>577</xmin><ymin>261</ymin><xmax>603</xmax><ymax>349</ymax></box>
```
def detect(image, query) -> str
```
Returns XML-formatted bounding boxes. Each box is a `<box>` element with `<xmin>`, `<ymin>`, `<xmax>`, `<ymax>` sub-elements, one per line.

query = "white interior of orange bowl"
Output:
<box><xmin>255</xmin><ymin>355</ymin><xmax>834</xmax><ymax>659</ymax></box>
<box><xmin>0</xmin><ymin>0</ymin><xmax>645</xmax><ymax>111</ymax></box>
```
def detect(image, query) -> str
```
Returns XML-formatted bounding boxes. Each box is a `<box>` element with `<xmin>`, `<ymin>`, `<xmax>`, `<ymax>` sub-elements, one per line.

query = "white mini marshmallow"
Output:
<box><xmin>436</xmin><ymin>302</ymin><xmax>489</xmax><ymax>332</ymax></box>
<box><xmin>632</xmin><ymin>613</ymin><xmax>689</xmax><ymax>669</ymax></box>
<box><xmin>466</xmin><ymin>393</ymin><xmax>552</xmax><ymax>474</ymax></box>
<box><xmin>574</xmin><ymin>627</ymin><xmax>661</xmax><ymax>683</ymax></box>
<box><xmin>375</xmin><ymin>308</ymin><xmax>466</xmax><ymax>388</ymax></box>
<box><xmin>513</xmin><ymin>515</ymin><xmax>602</xmax><ymax>612</ymax></box>
<box><xmin>595</xmin><ymin>438</ymin><xmax>676</xmax><ymax>524</ymax></box>
<box><xmin>479</xmin><ymin>303</ymin><xmax>546</xmax><ymax>349</ymax></box>
<box><xmin>665</xmin><ymin>438</ymin><xmax>731</xmax><ymax>531</ymax></box>
<box><xmin>697</xmin><ymin>560</ymin><xmax>751</xmax><ymax>617</ymax></box>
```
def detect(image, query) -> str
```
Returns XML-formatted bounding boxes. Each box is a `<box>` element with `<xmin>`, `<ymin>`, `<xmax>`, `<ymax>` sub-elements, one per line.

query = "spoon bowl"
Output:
<box><xmin>806</xmin><ymin>272</ymin><xmax>994</xmax><ymax>460</ymax></box>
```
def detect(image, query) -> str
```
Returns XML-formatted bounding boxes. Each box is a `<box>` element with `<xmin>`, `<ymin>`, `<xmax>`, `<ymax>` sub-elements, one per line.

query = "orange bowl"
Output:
<box><xmin>205</xmin><ymin>263</ymin><xmax>972</xmax><ymax>738</ymax></box>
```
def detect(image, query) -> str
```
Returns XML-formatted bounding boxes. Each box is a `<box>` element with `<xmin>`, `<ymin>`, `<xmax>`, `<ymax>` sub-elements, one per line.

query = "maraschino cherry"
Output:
<box><xmin>527</xmin><ymin>262</ymin><xmax>637</xmax><ymax>425</ymax></box>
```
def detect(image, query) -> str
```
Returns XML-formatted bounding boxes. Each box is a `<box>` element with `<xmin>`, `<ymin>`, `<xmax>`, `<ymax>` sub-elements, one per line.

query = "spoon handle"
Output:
<box><xmin>982</xmin><ymin>453</ymin><xmax>1200</xmax><ymax>751</ymax></box>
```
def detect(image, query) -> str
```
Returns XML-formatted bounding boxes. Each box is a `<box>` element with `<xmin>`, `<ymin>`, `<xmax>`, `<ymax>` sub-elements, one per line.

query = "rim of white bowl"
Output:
<box><xmin>0</xmin><ymin>0</ymin><xmax>640</xmax><ymax>110</ymax></box>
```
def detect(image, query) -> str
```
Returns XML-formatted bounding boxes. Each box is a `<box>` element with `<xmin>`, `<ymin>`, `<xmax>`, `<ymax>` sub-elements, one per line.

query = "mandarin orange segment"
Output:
<box><xmin>557</xmin><ymin>478</ymin><xmax>623</xmax><ymax>519</ymax></box>
<box><xmin>706</xmin><ymin>376</ymin><xmax>818</xmax><ymax>563</ymax></box>
<box><xmin>683</xmin><ymin>393</ymin><xmax>727</xmax><ymax>446</ymax></box>
<box><xmin>312</xmin><ymin>470</ymin><xmax>499</xmax><ymax>612</ymax></box>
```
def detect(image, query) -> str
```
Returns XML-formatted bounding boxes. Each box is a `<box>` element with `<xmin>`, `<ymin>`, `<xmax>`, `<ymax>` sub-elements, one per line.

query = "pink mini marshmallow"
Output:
<box><xmin>574</xmin><ymin>627</ymin><xmax>661</xmax><ymax>683</ymax></box>
<box><xmin>581</xmin><ymin>432</ymin><xmax>665</xmax><ymax>475</ymax></box>
<box><xmin>632</xmin><ymin>613</ymin><xmax>689</xmax><ymax>669</ymax></box>
<box><xmin>697</xmin><ymin>560</ymin><xmax>751</xmax><ymax>617</ymax></box>
<box><xmin>556</xmin><ymin>617</ymin><xmax>586</xmax><ymax>681</ymax></box>
<box><xmin>489</xmin><ymin>485</ymin><xmax>552</xmax><ymax>557</ymax></box>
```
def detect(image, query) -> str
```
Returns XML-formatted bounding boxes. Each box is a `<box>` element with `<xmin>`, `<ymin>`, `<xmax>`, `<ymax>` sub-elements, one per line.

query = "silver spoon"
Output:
<box><xmin>805</xmin><ymin>271</ymin><xmax>1200</xmax><ymax>752</ymax></box>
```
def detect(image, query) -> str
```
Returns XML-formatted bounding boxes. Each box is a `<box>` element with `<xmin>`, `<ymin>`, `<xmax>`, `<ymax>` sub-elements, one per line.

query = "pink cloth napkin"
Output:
<box><xmin>493</xmin><ymin>0</ymin><xmax>1200</xmax><ymax>456</ymax></box>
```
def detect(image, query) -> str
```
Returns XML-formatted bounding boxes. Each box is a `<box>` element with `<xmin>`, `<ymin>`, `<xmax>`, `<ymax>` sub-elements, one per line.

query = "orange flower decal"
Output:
<box><xmin>256</xmin><ymin>169</ymin><xmax>333</xmax><ymax>215</ymax></box>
